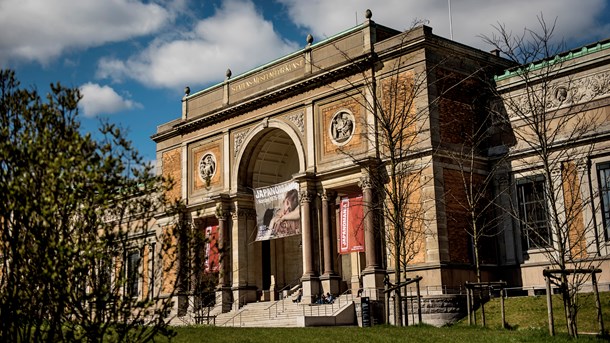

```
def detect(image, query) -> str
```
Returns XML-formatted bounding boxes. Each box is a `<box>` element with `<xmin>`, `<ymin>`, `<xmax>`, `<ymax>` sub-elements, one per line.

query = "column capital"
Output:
<box><xmin>215</xmin><ymin>203</ymin><xmax>228</xmax><ymax>220</ymax></box>
<box><xmin>299</xmin><ymin>190</ymin><xmax>314</xmax><ymax>204</ymax></box>
<box><xmin>359</xmin><ymin>176</ymin><xmax>373</xmax><ymax>190</ymax></box>
<box><xmin>319</xmin><ymin>189</ymin><xmax>337</xmax><ymax>202</ymax></box>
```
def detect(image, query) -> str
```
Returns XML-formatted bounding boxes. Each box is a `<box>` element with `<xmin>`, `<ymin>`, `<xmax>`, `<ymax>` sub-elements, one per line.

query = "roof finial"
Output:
<box><xmin>365</xmin><ymin>9</ymin><xmax>372</xmax><ymax>20</ymax></box>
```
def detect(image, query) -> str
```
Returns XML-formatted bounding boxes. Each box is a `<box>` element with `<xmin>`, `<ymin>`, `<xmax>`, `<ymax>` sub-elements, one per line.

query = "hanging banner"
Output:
<box><xmin>338</xmin><ymin>195</ymin><xmax>365</xmax><ymax>254</ymax></box>
<box><xmin>204</xmin><ymin>225</ymin><xmax>219</xmax><ymax>273</ymax></box>
<box><xmin>254</xmin><ymin>181</ymin><xmax>300</xmax><ymax>241</ymax></box>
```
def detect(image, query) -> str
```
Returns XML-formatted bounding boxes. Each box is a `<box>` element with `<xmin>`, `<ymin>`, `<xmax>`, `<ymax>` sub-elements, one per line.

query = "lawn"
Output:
<box><xmin>164</xmin><ymin>325</ymin><xmax>605</xmax><ymax>343</ymax></box>
<box><xmin>458</xmin><ymin>291</ymin><xmax>610</xmax><ymax>334</ymax></box>
<box><xmin>160</xmin><ymin>292</ymin><xmax>610</xmax><ymax>342</ymax></box>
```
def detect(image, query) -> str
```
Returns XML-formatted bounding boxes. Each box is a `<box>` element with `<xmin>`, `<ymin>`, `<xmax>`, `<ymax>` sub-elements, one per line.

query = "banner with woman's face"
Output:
<box><xmin>254</xmin><ymin>181</ymin><xmax>300</xmax><ymax>241</ymax></box>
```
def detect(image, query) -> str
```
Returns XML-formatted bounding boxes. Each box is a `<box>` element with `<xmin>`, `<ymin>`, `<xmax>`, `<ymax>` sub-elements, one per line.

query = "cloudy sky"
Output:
<box><xmin>2</xmin><ymin>0</ymin><xmax>610</xmax><ymax>162</ymax></box>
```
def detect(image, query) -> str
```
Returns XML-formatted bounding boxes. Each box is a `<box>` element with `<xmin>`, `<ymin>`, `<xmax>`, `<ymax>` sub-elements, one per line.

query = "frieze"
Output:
<box><xmin>505</xmin><ymin>71</ymin><xmax>610</xmax><ymax>119</ymax></box>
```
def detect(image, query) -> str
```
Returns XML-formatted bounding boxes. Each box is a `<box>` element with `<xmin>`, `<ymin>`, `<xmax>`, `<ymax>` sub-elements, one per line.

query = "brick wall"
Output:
<box><xmin>562</xmin><ymin>161</ymin><xmax>587</xmax><ymax>259</ymax></box>
<box><xmin>162</xmin><ymin>148</ymin><xmax>182</xmax><ymax>202</ymax></box>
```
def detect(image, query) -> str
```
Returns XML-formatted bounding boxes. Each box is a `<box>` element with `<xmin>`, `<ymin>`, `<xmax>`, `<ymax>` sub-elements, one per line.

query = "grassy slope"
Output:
<box><xmin>459</xmin><ymin>292</ymin><xmax>610</xmax><ymax>334</ymax></box>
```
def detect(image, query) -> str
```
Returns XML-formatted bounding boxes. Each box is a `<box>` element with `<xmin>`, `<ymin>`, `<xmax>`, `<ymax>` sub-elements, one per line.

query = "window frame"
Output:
<box><xmin>126</xmin><ymin>249</ymin><xmax>141</xmax><ymax>298</ymax></box>
<box><xmin>516</xmin><ymin>175</ymin><xmax>552</xmax><ymax>250</ymax></box>
<box><xmin>597</xmin><ymin>162</ymin><xmax>610</xmax><ymax>241</ymax></box>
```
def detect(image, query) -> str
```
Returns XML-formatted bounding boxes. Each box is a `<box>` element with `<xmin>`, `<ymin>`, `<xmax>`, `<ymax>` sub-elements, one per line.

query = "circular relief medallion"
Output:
<box><xmin>329</xmin><ymin>110</ymin><xmax>355</xmax><ymax>146</ymax></box>
<box><xmin>198</xmin><ymin>153</ymin><xmax>217</xmax><ymax>182</ymax></box>
<box><xmin>554</xmin><ymin>86</ymin><xmax>568</xmax><ymax>102</ymax></box>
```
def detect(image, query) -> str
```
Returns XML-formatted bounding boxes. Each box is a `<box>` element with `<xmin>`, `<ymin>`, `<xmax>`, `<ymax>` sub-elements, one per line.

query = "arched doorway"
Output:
<box><xmin>238</xmin><ymin>127</ymin><xmax>303</xmax><ymax>297</ymax></box>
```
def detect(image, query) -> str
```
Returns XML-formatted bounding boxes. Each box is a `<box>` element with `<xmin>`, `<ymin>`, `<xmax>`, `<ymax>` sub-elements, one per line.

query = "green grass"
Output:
<box><xmin>158</xmin><ymin>292</ymin><xmax>610</xmax><ymax>342</ymax></box>
<box><xmin>457</xmin><ymin>292</ymin><xmax>610</xmax><ymax>334</ymax></box>
<box><xmin>163</xmin><ymin>325</ymin><xmax>606</xmax><ymax>343</ymax></box>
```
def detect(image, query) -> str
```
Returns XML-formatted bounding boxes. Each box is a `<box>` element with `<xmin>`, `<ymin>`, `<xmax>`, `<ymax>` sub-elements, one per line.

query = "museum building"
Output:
<box><xmin>148</xmin><ymin>11</ymin><xmax>610</xmax><ymax>323</ymax></box>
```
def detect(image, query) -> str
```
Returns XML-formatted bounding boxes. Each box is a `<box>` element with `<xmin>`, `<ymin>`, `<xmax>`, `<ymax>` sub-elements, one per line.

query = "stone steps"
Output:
<box><xmin>214</xmin><ymin>295</ymin><xmax>354</xmax><ymax>327</ymax></box>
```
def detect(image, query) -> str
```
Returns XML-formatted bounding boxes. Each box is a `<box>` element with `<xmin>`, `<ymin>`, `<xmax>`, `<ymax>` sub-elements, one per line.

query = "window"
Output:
<box><xmin>517</xmin><ymin>177</ymin><xmax>551</xmax><ymax>249</ymax></box>
<box><xmin>598</xmin><ymin>163</ymin><xmax>610</xmax><ymax>240</ymax></box>
<box><xmin>127</xmin><ymin>250</ymin><xmax>140</xmax><ymax>298</ymax></box>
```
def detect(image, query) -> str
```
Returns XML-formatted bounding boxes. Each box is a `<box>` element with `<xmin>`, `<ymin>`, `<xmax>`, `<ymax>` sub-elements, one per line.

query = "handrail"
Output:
<box><xmin>219</xmin><ymin>308</ymin><xmax>246</xmax><ymax>327</ymax></box>
<box><xmin>266</xmin><ymin>279</ymin><xmax>301</xmax><ymax>318</ymax></box>
<box><xmin>301</xmin><ymin>288</ymin><xmax>357</xmax><ymax>317</ymax></box>
<box><xmin>233</xmin><ymin>294</ymin><xmax>247</xmax><ymax>310</ymax></box>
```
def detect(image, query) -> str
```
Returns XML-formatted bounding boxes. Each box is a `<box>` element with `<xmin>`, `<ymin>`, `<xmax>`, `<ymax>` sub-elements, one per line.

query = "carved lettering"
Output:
<box><xmin>230</xmin><ymin>60</ymin><xmax>304</xmax><ymax>93</ymax></box>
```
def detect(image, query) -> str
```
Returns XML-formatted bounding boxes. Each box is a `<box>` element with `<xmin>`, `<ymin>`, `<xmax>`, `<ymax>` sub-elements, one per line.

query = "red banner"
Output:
<box><xmin>339</xmin><ymin>195</ymin><xmax>365</xmax><ymax>254</ymax></box>
<box><xmin>204</xmin><ymin>225</ymin><xmax>219</xmax><ymax>273</ymax></box>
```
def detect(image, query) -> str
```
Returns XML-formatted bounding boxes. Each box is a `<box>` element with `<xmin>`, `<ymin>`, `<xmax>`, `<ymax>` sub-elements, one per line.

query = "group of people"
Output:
<box><xmin>292</xmin><ymin>290</ymin><xmax>336</xmax><ymax>304</ymax></box>
<box><xmin>315</xmin><ymin>292</ymin><xmax>335</xmax><ymax>305</ymax></box>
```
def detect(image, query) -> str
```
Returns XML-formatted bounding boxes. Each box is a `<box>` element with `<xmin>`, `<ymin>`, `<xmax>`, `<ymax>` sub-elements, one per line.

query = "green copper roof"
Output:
<box><xmin>495</xmin><ymin>39</ymin><xmax>610</xmax><ymax>82</ymax></box>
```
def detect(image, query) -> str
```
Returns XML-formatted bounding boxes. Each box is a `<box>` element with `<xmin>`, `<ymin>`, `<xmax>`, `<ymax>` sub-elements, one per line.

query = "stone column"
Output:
<box><xmin>299</xmin><ymin>190</ymin><xmax>319</xmax><ymax>303</ymax></box>
<box><xmin>231</xmin><ymin>203</ymin><xmax>257</xmax><ymax>310</ymax></box>
<box><xmin>320</xmin><ymin>189</ymin><xmax>340</xmax><ymax>295</ymax></box>
<box><xmin>359</xmin><ymin>175</ymin><xmax>385</xmax><ymax>300</ymax></box>
<box><xmin>215</xmin><ymin>203</ymin><xmax>232</xmax><ymax>312</ymax></box>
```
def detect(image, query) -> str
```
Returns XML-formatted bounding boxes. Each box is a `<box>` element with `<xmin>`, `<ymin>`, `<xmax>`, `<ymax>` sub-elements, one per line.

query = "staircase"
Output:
<box><xmin>214</xmin><ymin>294</ymin><xmax>356</xmax><ymax>327</ymax></box>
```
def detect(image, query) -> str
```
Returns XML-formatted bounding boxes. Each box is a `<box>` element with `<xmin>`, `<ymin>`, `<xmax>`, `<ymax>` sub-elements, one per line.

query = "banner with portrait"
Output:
<box><xmin>338</xmin><ymin>195</ymin><xmax>365</xmax><ymax>254</ymax></box>
<box><xmin>254</xmin><ymin>181</ymin><xmax>300</xmax><ymax>241</ymax></box>
<box><xmin>204</xmin><ymin>225</ymin><xmax>219</xmax><ymax>273</ymax></box>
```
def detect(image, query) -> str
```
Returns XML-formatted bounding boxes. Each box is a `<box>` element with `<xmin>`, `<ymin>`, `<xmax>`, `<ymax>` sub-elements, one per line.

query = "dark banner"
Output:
<box><xmin>204</xmin><ymin>225</ymin><xmax>219</xmax><ymax>273</ymax></box>
<box><xmin>339</xmin><ymin>195</ymin><xmax>365</xmax><ymax>254</ymax></box>
<box><xmin>254</xmin><ymin>181</ymin><xmax>300</xmax><ymax>241</ymax></box>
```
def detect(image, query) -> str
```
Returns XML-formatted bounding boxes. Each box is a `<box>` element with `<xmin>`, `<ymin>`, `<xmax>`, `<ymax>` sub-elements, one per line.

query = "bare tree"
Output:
<box><xmin>316</xmin><ymin>16</ymin><xmax>506</xmax><ymax>325</ymax></box>
<box><xmin>483</xmin><ymin>16</ymin><xmax>609</xmax><ymax>337</ymax></box>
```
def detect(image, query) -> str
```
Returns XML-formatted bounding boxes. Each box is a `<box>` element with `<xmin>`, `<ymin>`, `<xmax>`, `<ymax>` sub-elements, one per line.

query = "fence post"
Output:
<box><xmin>545</xmin><ymin>273</ymin><xmax>554</xmax><ymax>336</ymax></box>
<box><xmin>592</xmin><ymin>270</ymin><xmax>604</xmax><ymax>335</ymax></box>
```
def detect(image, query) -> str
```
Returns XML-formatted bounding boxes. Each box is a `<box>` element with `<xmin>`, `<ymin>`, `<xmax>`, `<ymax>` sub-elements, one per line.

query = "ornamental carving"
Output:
<box><xmin>287</xmin><ymin>111</ymin><xmax>305</xmax><ymax>134</ymax></box>
<box><xmin>358</xmin><ymin>176</ymin><xmax>373</xmax><ymax>190</ymax></box>
<box><xmin>198</xmin><ymin>152</ymin><xmax>217</xmax><ymax>182</ymax></box>
<box><xmin>299</xmin><ymin>191</ymin><xmax>313</xmax><ymax>204</ymax></box>
<box><xmin>505</xmin><ymin>71</ymin><xmax>610</xmax><ymax>119</ymax></box>
<box><xmin>234</xmin><ymin>130</ymin><xmax>249</xmax><ymax>158</ymax></box>
<box><xmin>329</xmin><ymin>110</ymin><xmax>355</xmax><ymax>146</ymax></box>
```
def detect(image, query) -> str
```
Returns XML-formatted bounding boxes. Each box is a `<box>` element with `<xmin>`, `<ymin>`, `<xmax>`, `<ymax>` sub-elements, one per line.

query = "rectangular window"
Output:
<box><xmin>127</xmin><ymin>250</ymin><xmax>140</xmax><ymax>298</ymax></box>
<box><xmin>598</xmin><ymin>163</ymin><xmax>610</xmax><ymax>240</ymax></box>
<box><xmin>517</xmin><ymin>177</ymin><xmax>551</xmax><ymax>249</ymax></box>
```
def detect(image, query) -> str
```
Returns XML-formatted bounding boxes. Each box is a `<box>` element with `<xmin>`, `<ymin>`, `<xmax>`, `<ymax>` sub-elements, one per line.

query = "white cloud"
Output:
<box><xmin>0</xmin><ymin>0</ymin><xmax>178</xmax><ymax>66</ymax></box>
<box><xmin>96</xmin><ymin>0</ymin><xmax>299</xmax><ymax>90</ymax></box>
<box><xmin>277</xmin><ymin>0</ymin><xmax>610</xmax><ymax>50</ymax></box>
<box><xmin>79</xmin><ymin>83</ymin><xmax>142</xmax><ymax>118</ymax></box>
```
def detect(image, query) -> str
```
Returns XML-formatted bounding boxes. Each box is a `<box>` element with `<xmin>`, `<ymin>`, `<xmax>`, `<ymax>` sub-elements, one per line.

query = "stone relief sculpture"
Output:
<box><xmin>199</xmin><ymin>152</ymin><xmax>216</xmax><ymax>182</ymax></box>
<box><xmin>329</xmin><ymin>110</ymin><xmax>355</xmax><ymax>145</ymax></box>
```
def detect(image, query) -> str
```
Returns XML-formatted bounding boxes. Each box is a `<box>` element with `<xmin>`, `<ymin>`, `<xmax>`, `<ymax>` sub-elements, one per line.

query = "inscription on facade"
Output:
<box><xmin>230</xmin><ymin>59</ymin><xmax>304</xmax><ymax>93</ymax></box>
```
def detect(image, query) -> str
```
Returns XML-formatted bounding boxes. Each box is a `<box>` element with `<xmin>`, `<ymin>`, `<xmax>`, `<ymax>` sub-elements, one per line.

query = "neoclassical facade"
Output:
<box><xmin>151</xmin><ymin>12</ymin><xmax>610</xmax><ymax>316</ymax></box>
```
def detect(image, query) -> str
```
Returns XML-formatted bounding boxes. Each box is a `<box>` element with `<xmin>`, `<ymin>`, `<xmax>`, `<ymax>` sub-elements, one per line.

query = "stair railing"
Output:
<box><xmin>266</xmin><ymin>279</ymin><xmax>301</xmax><ymax>318</ymax></box>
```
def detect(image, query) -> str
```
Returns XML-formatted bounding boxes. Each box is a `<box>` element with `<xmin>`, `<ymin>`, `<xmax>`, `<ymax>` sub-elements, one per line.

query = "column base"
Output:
<box><xmin>231</xmin><ymin>285</ymin><xmax>257</xmax><ymax>311</ymax></box>
<box><xmin>216</xmin><ymin>286</ymin><xmax>233</xmax><ymax>313</ymax></box>
<box><xmin>320</xmin><ymin>273</ymin><xmax>341</xmax><ymax>296</ymax></box>
<box><xmin>300</xmin><ymin>274</ymin><xmax>320</xmax><ymax>304</ymax></box>
<box><xmin>362</xmin><ymin>267</ymin><xmax>386</xmax><ymax>301</ymax></box>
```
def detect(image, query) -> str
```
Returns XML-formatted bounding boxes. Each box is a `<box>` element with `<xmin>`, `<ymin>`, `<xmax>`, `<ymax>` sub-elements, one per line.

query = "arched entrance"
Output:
<box><xmin>237</xmin><ymin>126</ymin><xmax>304</xmax><ymax>298</ymax></box>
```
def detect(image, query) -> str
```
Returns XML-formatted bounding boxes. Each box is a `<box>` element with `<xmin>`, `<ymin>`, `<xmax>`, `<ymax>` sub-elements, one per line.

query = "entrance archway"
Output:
<box><xmin>237</xmin><ymin>125</ymin><xmax>304</xmax><ymax>297</ymax></box>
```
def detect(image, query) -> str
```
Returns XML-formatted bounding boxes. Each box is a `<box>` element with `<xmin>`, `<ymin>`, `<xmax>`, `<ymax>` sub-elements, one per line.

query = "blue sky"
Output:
<box><xmin>2</xmin><ymin>0</ymin><xmax>610</xmax><ymax>164</ymax></box>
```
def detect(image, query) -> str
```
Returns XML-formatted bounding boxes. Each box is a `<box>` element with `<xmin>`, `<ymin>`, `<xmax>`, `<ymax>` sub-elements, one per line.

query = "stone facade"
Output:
<box><xmin>146</xmin><ymin>12</ymin><xmax>610</xmax><ymax>325</ymax></box>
